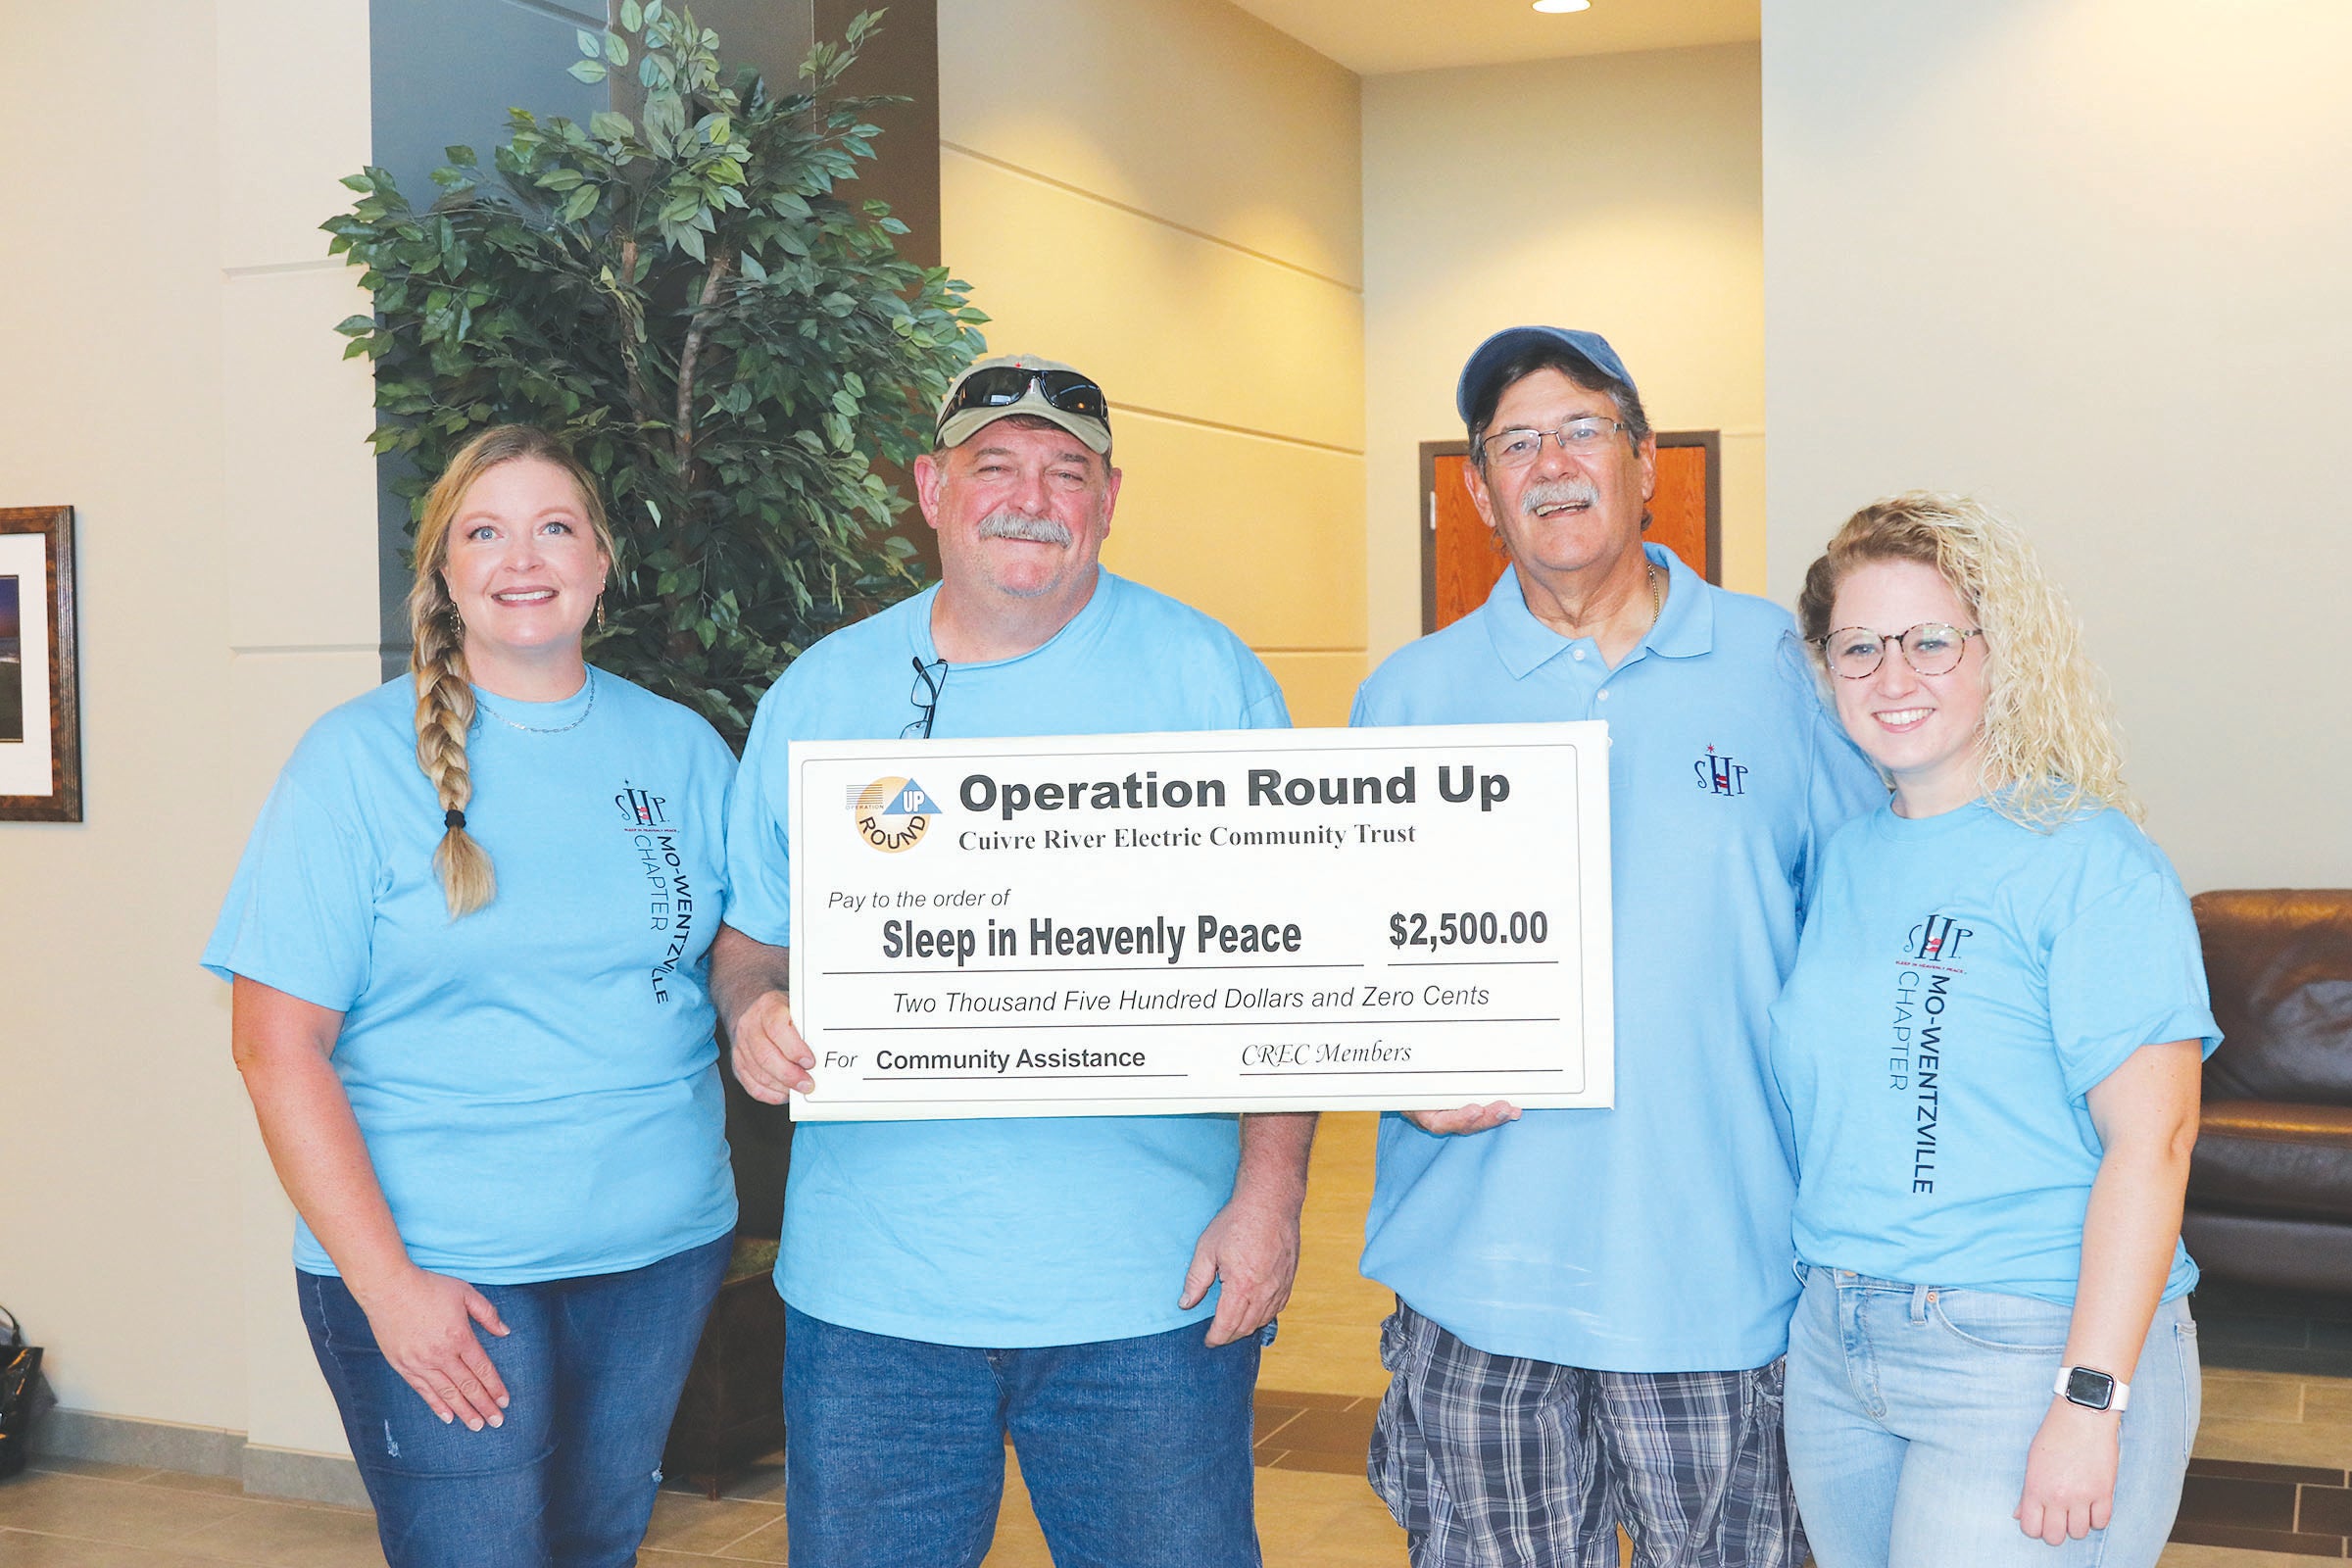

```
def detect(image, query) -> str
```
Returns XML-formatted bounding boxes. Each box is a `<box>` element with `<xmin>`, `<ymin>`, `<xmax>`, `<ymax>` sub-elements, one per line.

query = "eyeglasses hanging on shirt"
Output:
<box><xmin>905</xmin><ymin>657</ymin><xmax>949</xmax><ymax>739</ymax></box>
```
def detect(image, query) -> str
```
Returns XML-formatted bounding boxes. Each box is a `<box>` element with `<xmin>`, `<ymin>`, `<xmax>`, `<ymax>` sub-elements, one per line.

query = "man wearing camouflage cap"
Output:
<box><xmin>713</xmin><ymin>353</ymin><xmax>1314</xmax><ymax>1567</ymax></box>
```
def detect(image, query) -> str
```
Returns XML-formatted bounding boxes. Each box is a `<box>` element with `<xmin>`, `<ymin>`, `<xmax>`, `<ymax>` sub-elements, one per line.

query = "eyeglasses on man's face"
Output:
<box><xmin>1477</xmin><ymin>416</ymin><xmax>1631</xmax><ymax>471</ymax></box>
<box><xmin>1816</xmin><ymin>622</ymin><xmax>1984</xmax><ymax>680</ymax></box>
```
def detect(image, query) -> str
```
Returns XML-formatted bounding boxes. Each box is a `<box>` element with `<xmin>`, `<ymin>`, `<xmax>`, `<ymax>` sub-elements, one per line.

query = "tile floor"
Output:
<box><xmin>6</xmin><ymin>1116</ymin><xmax>2349</xmax><ymax>1564</ymax></box>
<box><xmin>0</xmin><ymin>1446</ymin><xmax>1409</xmax><ymax>1566</ymax></box>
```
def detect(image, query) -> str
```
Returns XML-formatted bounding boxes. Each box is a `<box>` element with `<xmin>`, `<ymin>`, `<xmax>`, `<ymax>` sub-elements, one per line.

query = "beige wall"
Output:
<box><xmin>1762</xmin><ymin>0</ymin><xmax>2352</xmax><ymax>891</ymax></box>
<box><xmin>1362</xmin><ymin>43</ymin><xmax>1766</xmax><ymax>664</ymax></box>
<box><xmin>936</xmin><ymin>0</ymin><xmax>1367</xmax><ymax>723</ymax></box>
<box><xmin>0</xmin><ymin>0</ymin><xmax>375</xmax><ymax>1466</ymax></box>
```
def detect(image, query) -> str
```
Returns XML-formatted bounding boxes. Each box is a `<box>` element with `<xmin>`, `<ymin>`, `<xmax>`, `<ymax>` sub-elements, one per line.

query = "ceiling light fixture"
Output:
<box><xmin>1532</xmin><ymin>0</ymin><xmax>1592</xmax><ymax>11</ymax></box>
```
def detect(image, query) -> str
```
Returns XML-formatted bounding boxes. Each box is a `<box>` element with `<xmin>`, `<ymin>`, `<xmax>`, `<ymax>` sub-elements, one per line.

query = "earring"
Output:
<box><xmin>447</xmin><ymin>603</ymin><xmax>465</xmax><ymax>635</ymax></box>
<box><xmin>595</xmin><ymin>592</ymin><xmax>607</xmax><ymax>631</ymax></box>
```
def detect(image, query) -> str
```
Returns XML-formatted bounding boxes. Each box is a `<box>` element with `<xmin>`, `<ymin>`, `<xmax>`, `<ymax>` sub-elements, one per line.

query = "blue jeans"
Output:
<box><xmin>1784</xmin><ymin>1269</ymin><xmax>2199</xmax><ymax>1568</ymax></box>
<box><xmin>298</xmin><ymin>1233</ymin><xmax>730</xmax><ymax>1568</ymax></box>
<box><xmin>781</xmin><ymin>1303</ymin><xmax>1267</xmax><ymax>1568</ymax></box>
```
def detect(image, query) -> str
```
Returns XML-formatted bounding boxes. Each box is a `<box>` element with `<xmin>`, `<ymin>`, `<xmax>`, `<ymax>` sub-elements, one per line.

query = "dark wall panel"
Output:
<box><xmin>370</xmin><ymin>0</ymin><xmax>608</xmax><ymax>676</ymax></box>
<box><xmin>816</xmin><ymin>0</ymin><xmax>939</xmax><ymax>268</ymax></box>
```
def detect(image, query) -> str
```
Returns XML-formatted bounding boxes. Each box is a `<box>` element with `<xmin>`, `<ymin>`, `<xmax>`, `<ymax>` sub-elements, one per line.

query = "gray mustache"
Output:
<box><xmin>977</xmin><ymin>510</ymin><xmax>1074</xmax><ymax>547</ymax></box>
<box><xmin>1521</xmin><ymin>478</ymin><xmax>1600</xmax><ymax>515</ymax></box>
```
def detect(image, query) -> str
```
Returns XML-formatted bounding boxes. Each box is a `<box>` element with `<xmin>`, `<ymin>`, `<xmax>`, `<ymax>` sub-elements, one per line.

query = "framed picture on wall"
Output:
<box><xmin>0</xmin><ymin>506</ymin><xmax>82</xmax><ymax>822</ymax></box>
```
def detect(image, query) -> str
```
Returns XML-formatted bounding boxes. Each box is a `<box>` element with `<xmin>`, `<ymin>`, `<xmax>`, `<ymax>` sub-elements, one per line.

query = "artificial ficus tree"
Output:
<box><xmin>327</xmin><ymin>4</ymin><xmax>986</xmax><ymax>747</ymax></box>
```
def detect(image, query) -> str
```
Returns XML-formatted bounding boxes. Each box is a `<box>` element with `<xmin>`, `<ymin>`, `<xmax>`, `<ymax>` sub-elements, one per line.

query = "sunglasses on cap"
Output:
<box><xmin>936</xmin><ymin>367</ymin><xmax>1109</xmax><ymax>441</ymax></box>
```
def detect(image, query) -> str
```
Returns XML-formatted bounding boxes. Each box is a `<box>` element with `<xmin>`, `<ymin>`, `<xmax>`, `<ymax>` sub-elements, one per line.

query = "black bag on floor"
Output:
<box><xmin>0</xmin><ymin>1304</ymin><xmax>42</xmax><ymax>1480</ymax></box>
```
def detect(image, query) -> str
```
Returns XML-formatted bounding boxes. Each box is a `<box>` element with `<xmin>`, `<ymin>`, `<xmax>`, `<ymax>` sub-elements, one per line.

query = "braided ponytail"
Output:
<box><xmin>406</xmin><ymin>425</ymin><xmax>616</xmax><ymax>917</ymax></box>
<box><xmin>408</xmin><ymin>581</ymin><xmax>495</xmax><ymax>916</ymax></box>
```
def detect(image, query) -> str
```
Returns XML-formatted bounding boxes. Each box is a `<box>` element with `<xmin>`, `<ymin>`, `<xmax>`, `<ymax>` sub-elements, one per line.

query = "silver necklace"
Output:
<box><xmin>477</xmin><ymin>669</ymin><xmax>598</xmax><ymax>735</ymax></box>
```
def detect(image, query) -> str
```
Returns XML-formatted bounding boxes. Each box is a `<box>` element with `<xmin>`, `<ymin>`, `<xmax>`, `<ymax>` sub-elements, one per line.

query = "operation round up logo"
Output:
<box><xmin>854</xmin><ymin>776</ymin><xmax>939</xmax><ymax>853</ymax></box>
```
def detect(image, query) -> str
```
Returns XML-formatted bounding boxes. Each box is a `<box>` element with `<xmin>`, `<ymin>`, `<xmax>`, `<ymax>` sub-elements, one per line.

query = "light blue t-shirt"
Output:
<box><xmin>728</xmin><ymin>568</ymin><xmax>1291</xmax><ymax>1348</ymax></box>
<box><xmin>1350</xmin><ymin>547</ymin><xmax>1886</xmax><ymax>1371</ymax></box>
<box><xmin>1769</xmin><ymin>801</ymin><xmax>2220</xmax><ymax>1302</ymax></box>
<box><xmin>203</xmin><ymin>671</ymin><xmax>739</xmax><ymax>1283</ymax></box>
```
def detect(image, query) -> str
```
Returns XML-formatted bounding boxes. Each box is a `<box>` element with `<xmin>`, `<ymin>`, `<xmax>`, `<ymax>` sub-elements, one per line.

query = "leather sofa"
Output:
<box><xmin>2181</xmin><ymin>889</ymin><xmax>2352</xmax><ymax>1294</ymax></box>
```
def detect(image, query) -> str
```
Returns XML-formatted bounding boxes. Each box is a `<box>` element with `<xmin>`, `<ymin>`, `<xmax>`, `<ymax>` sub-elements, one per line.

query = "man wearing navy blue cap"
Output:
<box><xmin>1350</xmin><ymin>328</ymin><xmax>1884</xmax><ymax>1566</ymax></box>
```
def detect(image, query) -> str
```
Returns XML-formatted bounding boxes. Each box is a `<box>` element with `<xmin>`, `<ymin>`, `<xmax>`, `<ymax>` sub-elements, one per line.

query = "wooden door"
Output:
<box><xmin>1421</xmin><ymin>433</ymin><xmax>1720</xmax><ymax>633</ymax></box>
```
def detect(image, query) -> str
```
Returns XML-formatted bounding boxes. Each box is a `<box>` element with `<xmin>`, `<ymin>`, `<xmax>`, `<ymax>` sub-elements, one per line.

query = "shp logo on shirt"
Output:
<box><xmin>1906</xmin><ymin>912</ymin><xmax>1974</xmax><ymax>962</ymax></box>
<box><xmin>1692</xmin><ymin>745</ymin><xmax>1748</xmax><ymax>797</ymax></box>
<box><xmin>616</xmin><ymin>785</ymin><xmax>669</xmax><ymax>827</ymax></box>
<box><xmin>854</xmin><ymin>776</ymin><xmax>938</xmax><ymax>854</ymax></box>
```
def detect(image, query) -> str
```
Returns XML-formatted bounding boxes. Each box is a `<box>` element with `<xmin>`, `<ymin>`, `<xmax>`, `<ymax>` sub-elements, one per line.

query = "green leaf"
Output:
<box><xmin>567</xmin><ymin>58</ymin><xmax>608</xmax><ymax>83</ymax></box>
<box><xmin>590</xmin><ymin>110</ymin><xmax>635</xmax><ymax>142</ymax></box>
<box><xmin>619</xmin><ymin>0</ymin><xmax>643</xmax><ymax>29</ymax></box>
<box><xmin>443</xmin><ymin>145</ymin><xmax>478</xmax><ymax>167</ymax></box>
<box><xmin>576</xmin><ymin>27</ymin><xmax>602</xmax><ymax>56</ymax></box>
<box><xmin>604</xmin><ymin>30</ymin><xmax>629</xmax><ymax>66</ymax></box>
<box><xmin>560</xmin><ymin>182</ymin><xmax>599</xmax><ymax>222</ymax></box>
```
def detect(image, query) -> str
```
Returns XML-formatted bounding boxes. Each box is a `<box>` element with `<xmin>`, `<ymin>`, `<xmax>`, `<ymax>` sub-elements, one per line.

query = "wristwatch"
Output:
<box><xmin>2054</xmin><ymin>1365</ymin><xmax>2131</xmax><ymax>1412</ymax></box>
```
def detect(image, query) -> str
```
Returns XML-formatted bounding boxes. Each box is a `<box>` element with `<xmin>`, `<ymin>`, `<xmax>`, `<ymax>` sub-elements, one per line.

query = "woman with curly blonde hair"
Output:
<box><xmin>1769</xmin><ymin>494</ymin><xmax>2216</xmax><ymax>1567</ymax></box>
<box><xmin>205</xmin><ymin>426</ymin><xmax>740</xmax><ymax>1565</ymax></box>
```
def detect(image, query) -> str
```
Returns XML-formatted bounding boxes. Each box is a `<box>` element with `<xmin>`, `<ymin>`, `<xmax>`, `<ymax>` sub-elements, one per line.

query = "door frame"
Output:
<box><xmin>1418</xmin><ymin>430</ymin><xmax>1722</xmax><ymax>635</ymax></box>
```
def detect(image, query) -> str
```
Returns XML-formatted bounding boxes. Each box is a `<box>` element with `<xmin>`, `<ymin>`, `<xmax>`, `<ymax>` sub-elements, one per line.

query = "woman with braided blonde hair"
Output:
<box><xmin>205</xmin><ymin>425</ymin><xmax>739</xmax><ymax>1565</ymax></box>
<box><xmin>1769</xmin><ymin>494</ymin><xmax>2215</xmax><ymax>1567</ymax></box>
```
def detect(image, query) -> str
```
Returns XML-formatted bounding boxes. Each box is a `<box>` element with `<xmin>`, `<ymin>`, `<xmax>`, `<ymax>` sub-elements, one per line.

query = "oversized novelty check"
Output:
<box><xmin>786</xmin><ymin>723</ymin><xmax>1613</xmax><ymax>1120</ymax></box>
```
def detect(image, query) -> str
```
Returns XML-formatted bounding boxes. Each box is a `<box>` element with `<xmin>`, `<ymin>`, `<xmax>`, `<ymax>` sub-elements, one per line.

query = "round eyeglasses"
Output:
<box><xmin>1815</xmin><ymin>622</ymin><xmax>1984</xmax><ymax>680</ymax></box>
<box><xmin>1477</xmin><ymin>417</ymin><xmax>1629</xmax><ymax>470</ymax></box>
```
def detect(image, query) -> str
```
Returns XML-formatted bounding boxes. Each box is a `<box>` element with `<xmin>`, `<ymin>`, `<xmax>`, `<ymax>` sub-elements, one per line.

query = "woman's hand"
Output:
<box><xmin>232</xmin><ymin>979</ymin><xmax>511</xmax><ymax>1427</ymax></box>
<box><xmin>352</xmin><ymin>1265</ymin><xmax>513</xmax><ymax>1431</ymax></box>
<box><xmin>2014</xmin><ymin>1397</ymin><xmax>2120</xmax><ymax>1544</ymax></box>
<box><xmin>2018</xmin><ymin>1038</ymin><xmax>2200</xmax><ymax>1543</ymax></box>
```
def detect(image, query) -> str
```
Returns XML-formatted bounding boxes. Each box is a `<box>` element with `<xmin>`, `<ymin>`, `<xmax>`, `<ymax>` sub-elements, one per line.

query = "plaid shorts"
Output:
<box><xmin>1369</xmin><ymin>1300</ymin><xmax>1808</xmax><ymax>1568</ymax></box>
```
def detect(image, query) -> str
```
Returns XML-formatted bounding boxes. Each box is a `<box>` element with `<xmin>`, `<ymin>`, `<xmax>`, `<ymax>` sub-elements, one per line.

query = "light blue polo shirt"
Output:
<box><xmin>1770</xmin><ymin>801</ymin><xmax>2219</xmax><ymax>1303</ymax></box>
<box><xmin>1351</xmin><ymin>545</ymin><xmax>1885</xmax><ymax>1371</ymax></box>
<box><xmin>728</xmin><ymin>568</ymin><xmax>1290</xmax><ymax>1348</ymax></box>
<box><xmin>204</xmin><ymin>671</ymin><xmax>739</xmax><ymax>1283</ymax></box>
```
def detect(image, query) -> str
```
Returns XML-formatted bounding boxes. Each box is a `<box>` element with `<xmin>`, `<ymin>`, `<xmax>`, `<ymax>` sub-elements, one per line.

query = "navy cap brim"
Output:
<box><xmin>1455</xmin><ymin>327</ymin><xmax>1638</xmax><ymax>425</ymax></box>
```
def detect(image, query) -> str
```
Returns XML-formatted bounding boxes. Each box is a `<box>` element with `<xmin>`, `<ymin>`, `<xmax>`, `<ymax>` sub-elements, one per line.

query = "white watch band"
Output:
<box><xmin>2054</xmin><ymin>1366</ymin><xmax>2131</xmax><ymax>1411</ymax></box>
